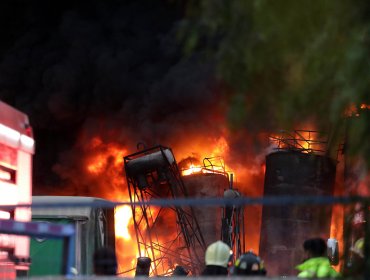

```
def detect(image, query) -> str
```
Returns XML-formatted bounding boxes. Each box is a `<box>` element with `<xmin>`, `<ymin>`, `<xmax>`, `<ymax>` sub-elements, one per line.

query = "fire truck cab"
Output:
<box><xmin>0</xmin><ymin>101</ymin><xmax>34</xmax><ymax>277</ymax></box>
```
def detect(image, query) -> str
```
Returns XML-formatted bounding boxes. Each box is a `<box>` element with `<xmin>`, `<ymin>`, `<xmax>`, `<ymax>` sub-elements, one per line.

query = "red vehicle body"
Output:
<box><xmin>0</xmin><ymin>101</ymin><xmax>34</xmax><ymax>277</ymax></box>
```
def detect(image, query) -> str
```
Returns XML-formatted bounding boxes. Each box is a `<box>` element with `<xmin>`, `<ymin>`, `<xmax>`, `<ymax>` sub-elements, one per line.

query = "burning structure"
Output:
<box><xmin>180</xmin><ymin>157</ymin><xmax>244</xmax><ymax>262</ymax></box>
<box><xmin>124</xmin><ymin>145</ymin><xmax>206</xmax><ymax>276</ymax></box>
<box><xmin>259</xmin><ymin>130</ymin><xmax>337</xmax><ymax>275</ymax></box>
<box><xmin>0</xmin><ymin>1</ymin><xmax>368</xmax><ymax>277</ymax></box>
<box><xmin>124</xmin><ymin>145</ymin><xmax>244</xmax><ymax>276</ymax></box>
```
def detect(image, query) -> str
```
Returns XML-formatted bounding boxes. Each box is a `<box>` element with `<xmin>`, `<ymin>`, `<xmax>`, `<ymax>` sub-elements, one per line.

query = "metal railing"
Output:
<box><xmin>269</xmin><ymin>130</ymin><xmax>329</xmax><ymax>155</ymax></box>
<box><xmin>1</xmin><ymin>195</ymin><xmax>369</xmax><ymax>279</ymax></box>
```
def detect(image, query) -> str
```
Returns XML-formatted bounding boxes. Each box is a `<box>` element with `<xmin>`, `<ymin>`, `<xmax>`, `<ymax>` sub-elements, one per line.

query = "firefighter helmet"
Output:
<box><xmin>233</xmin><ymin>251</ymin><xmax>267</xmax><ymax>276</ymax></box>
<box><xmin>205</xmin><ymin>241</ymin><xmax>231</xmax><ymax>268</ymax></box>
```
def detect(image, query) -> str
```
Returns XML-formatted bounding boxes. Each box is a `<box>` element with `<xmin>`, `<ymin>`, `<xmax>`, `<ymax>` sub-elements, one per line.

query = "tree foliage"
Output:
<box><xmin>182</xmin><ymin>0</ymin><xmax>370</xmax><ymax>165</ymax></box>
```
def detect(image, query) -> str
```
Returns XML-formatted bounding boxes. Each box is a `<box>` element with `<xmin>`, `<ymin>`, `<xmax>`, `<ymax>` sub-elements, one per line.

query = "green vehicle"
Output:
<box><xmin>30</xmin><ymin>196</ymin><xmax>115</xmax><ymax>276</ymax></box>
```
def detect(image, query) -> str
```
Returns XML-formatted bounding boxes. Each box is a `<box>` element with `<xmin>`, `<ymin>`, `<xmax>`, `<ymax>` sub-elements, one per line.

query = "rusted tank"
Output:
<box><xmin>125</xmin><ymin>148</ymin><xmax>175</xmax><ymax>176</ymax></box>
<box><xmin>259</xmin><ymin>151</ymin><xmax>336</xmax><ymax>276</ymax></box>
<box><xmin>182</xmin><ymin>173</ymin><xmax>229</xmax><ymax>246</ymax></box>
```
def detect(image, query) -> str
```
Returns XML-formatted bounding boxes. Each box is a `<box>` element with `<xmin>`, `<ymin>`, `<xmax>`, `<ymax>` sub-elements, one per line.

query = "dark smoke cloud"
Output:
<box><xmin>0</xmin><ymin>0</ymin><xmax>230</xmax><ymax>192</ymax></box>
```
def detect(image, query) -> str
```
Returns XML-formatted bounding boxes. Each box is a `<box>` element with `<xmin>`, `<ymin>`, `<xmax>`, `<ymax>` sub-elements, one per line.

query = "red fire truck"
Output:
<box><xmin>0</xmin><ymin>101</ymin><xmax>34</xmax><ymax>277</ymax></box>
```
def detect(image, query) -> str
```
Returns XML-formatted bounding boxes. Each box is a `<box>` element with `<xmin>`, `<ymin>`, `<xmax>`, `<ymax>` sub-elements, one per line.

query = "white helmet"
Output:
<box><xmin>205</xmin><ymin>241</ymin><xmax>231</xmax><ymax>268</ymax></box>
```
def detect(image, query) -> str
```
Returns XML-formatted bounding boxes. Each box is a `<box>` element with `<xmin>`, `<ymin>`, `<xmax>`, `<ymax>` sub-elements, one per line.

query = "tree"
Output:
<box><xmin>181</xmin><ymin>0</ymin><xmax>370</xmax><ymax>167</ymax></box>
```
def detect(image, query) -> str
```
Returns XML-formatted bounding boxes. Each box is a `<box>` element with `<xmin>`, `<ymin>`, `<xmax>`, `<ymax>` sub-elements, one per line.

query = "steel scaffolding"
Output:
<box><xmin>124</xmin><ymin>145</ymin><xmax>206</xmax><ymax>276</ymax></box>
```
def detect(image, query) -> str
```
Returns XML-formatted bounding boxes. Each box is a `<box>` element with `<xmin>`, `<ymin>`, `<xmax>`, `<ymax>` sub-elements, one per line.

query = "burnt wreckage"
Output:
<box><xmin>124</xmin><ymin>145</ymin><xmax>244</xmax><ymax>275</ymax></box>
<box><xmin>124</xmin><ymin>145</ymin><xmax>206</xmax><ymax>275</ymax></box>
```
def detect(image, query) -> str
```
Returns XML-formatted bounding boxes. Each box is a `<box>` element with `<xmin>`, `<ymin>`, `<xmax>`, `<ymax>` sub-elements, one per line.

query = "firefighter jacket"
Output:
<box><xmin>296</xmin><ymin>257</ymin><xmax>340</xmax><ymax>278</ymax></box>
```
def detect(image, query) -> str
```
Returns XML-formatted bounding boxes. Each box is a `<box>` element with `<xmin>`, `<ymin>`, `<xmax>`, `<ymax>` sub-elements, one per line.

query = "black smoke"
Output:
<box><xmin>0</xmin><ymin>0</ymin><xmax>228</xmax><ymax>193</ymax></box>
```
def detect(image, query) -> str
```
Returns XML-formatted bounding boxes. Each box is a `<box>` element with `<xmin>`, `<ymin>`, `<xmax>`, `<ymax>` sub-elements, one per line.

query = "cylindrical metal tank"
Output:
<box><xmin>182</xmin><ymin>173</ymin><xmax>229</xmax><ymax>264</ymax></box>
<box><xmin>125</xmin><ymin>149</ymin><xmax>175</xmax><ymax>176</ymax></box>
<box><xmin>259</xmin><ymin>151</ymin><xmax>336</xmax><ymax>276</ymax></box>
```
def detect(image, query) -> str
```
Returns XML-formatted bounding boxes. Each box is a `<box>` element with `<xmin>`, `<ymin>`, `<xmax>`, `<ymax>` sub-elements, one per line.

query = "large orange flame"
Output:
<box><xmin>115</xmin><ymin>205</ymin><xmax>132</xmax><ymax>240</ymax></box>
<box><xmin>82</xmin><ymin>128</ymin><xmax>348</xmax><ymax>276</ymax></box>
<box><xmin>182</xmin><ymin>164</ymin><xmax>203</xmax><ymax>176</ymax></box>
<box><xmin>180</xmin><ymin>136</ymin><xmax>235</xmax><ymax>179</ymax></box>
<box><xmin>85</xmin><ymin>138</ymin><xmax>181</xmax><ymax>276</ymax></box>
<box><xmin>84</xmin><ymin>137</ymin><xmax>138</xmax><ymax>276</ymax></box>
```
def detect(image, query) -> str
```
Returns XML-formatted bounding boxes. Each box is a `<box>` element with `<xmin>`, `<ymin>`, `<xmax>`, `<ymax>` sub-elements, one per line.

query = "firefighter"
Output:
<box><xmin>296</xmin><ymin>238</ymin><xmax>340</xmax><ymax>278</ymax></box>
<box><xmin>344</xmin><ymin>203</ymin><xmax>365</xmax><ymax>276</ymax></box>
<box><xmin>351</xmin><ymin>237</ymin><xmax>364</xmax><ymax>258</ymax></box>
<box><xmin>347</xmin><ymin>237</ymin><xmax>365</xmax><ymax>276</ymax></box>
<box><xmin>232</xmin><ymin>251</ymin><xmax>267</xmax><ymax>276</ymax></box>
<box><xmin>201</xmin><ymin>240</ymin><xmax>231</xmax><ymax>276</ymax></box>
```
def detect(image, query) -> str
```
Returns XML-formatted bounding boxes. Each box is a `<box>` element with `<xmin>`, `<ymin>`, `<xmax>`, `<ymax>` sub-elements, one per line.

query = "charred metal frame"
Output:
<box><xmin>221</xmin><ymin>203</ymin><xmax>245</xmax><ymax>260</ymax></box>
<box><xmin>180</xmin><ymin>156</ymin><xmax>233</xmax><ymax>180</ymax></box>
<box><xmin>203</xmin><ymin>156</ymin><xmax>231</xmax><ymax>178</ymax></box>
<box><xmin>269</xmin><ymin>129</ymin><xmax>329</xmax><ymax>155</ymax></box>
<box><xmin>221</xmin><ymin>186</ymin><xmax>245</xmax><ymax>262</ymax></box>
<box><xmin>124</xmin><ymin>145</ymin><xmax>206</xmax><ymax>276</ymax></box>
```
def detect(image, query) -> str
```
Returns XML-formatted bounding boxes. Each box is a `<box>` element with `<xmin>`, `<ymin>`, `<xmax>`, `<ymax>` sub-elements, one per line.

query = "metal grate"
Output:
<box><xmin>269</xmin><ymin>130</ymin><xmax>329</xmax><ymax>155</ymax></box>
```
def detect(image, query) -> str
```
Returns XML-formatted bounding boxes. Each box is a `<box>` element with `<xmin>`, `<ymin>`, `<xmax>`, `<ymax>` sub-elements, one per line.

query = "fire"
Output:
<box><xmin>345</xmin><ymin>103</ymin><xmax>369</xmax><ymax>116</ymax></box>
<box><xmin>295</xmin><ymin>130</ymin><xmax>314</xmax><ymax>151</ymax></box>
<box><xmin>330</xmin><ymin>204</ymin><xmax>344</xmax><ymax>271</ymax></box>
<box><xmin>72</xmin><ymin>111</ymin><xmax>368</xmax><ymax>277</ymax></box>
<box><xmin>84</xmin><ymin>137</ymin><xmax>140</xmax><ymax>276</ymax></box>
<box><xmin>130</xmin><ymin>204</ymin><xmax>178</xmax><ymax>276</ymax></box>
<box><xmin>86</xmin><ymin>137</ymin><xmax>125</xmax><ymax>174</ymax></box>
<box><xmin>181</xmin><ymin>164</ymin><xmax>203</xmax><ymax>176</ymax></box>
<box><xmin>269</xmin><ymin>128</ymin><xmax>328</xmax><ymax>155</ymax></box>
<box><xmin>212</xmin><ymin>137</ymin><xmax>229</xmax><ymax>155</ymax></box>
<box><xmin>87</xmin><ymin>156</ymin><xmax>105</xmax><ymax>174</ymax></box>
<box><xmin>180</xmin><ymin>136</ymin><xmax>235</xmax><ymax>179</ymax></box>
<box><xmin>181</xmin><ymin>158</ymin><xmax>235</xmax><ymax>179</ymax></box>
<box><xmin>115</xmin><ymin>205</ymin><xmax>132</xmax><ymax>240</ymax></box>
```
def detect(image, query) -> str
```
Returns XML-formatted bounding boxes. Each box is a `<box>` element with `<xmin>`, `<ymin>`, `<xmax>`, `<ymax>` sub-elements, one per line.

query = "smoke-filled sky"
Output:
<box><xmin>4</xmin><ymin>1</ymin><xmax>363</xmax><ymax>260</ymax></box>
<box><xmin>0</xmin><ymin>0</ymin><xmax>267</xmax><ymax>195</ymax></box>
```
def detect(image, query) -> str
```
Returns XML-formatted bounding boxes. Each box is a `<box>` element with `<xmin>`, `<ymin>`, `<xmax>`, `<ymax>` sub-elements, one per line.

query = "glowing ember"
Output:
<box><xmin>345</xmin><ymin>103</ymin><xmax>369</xmax><ymax>116</ymax></box>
